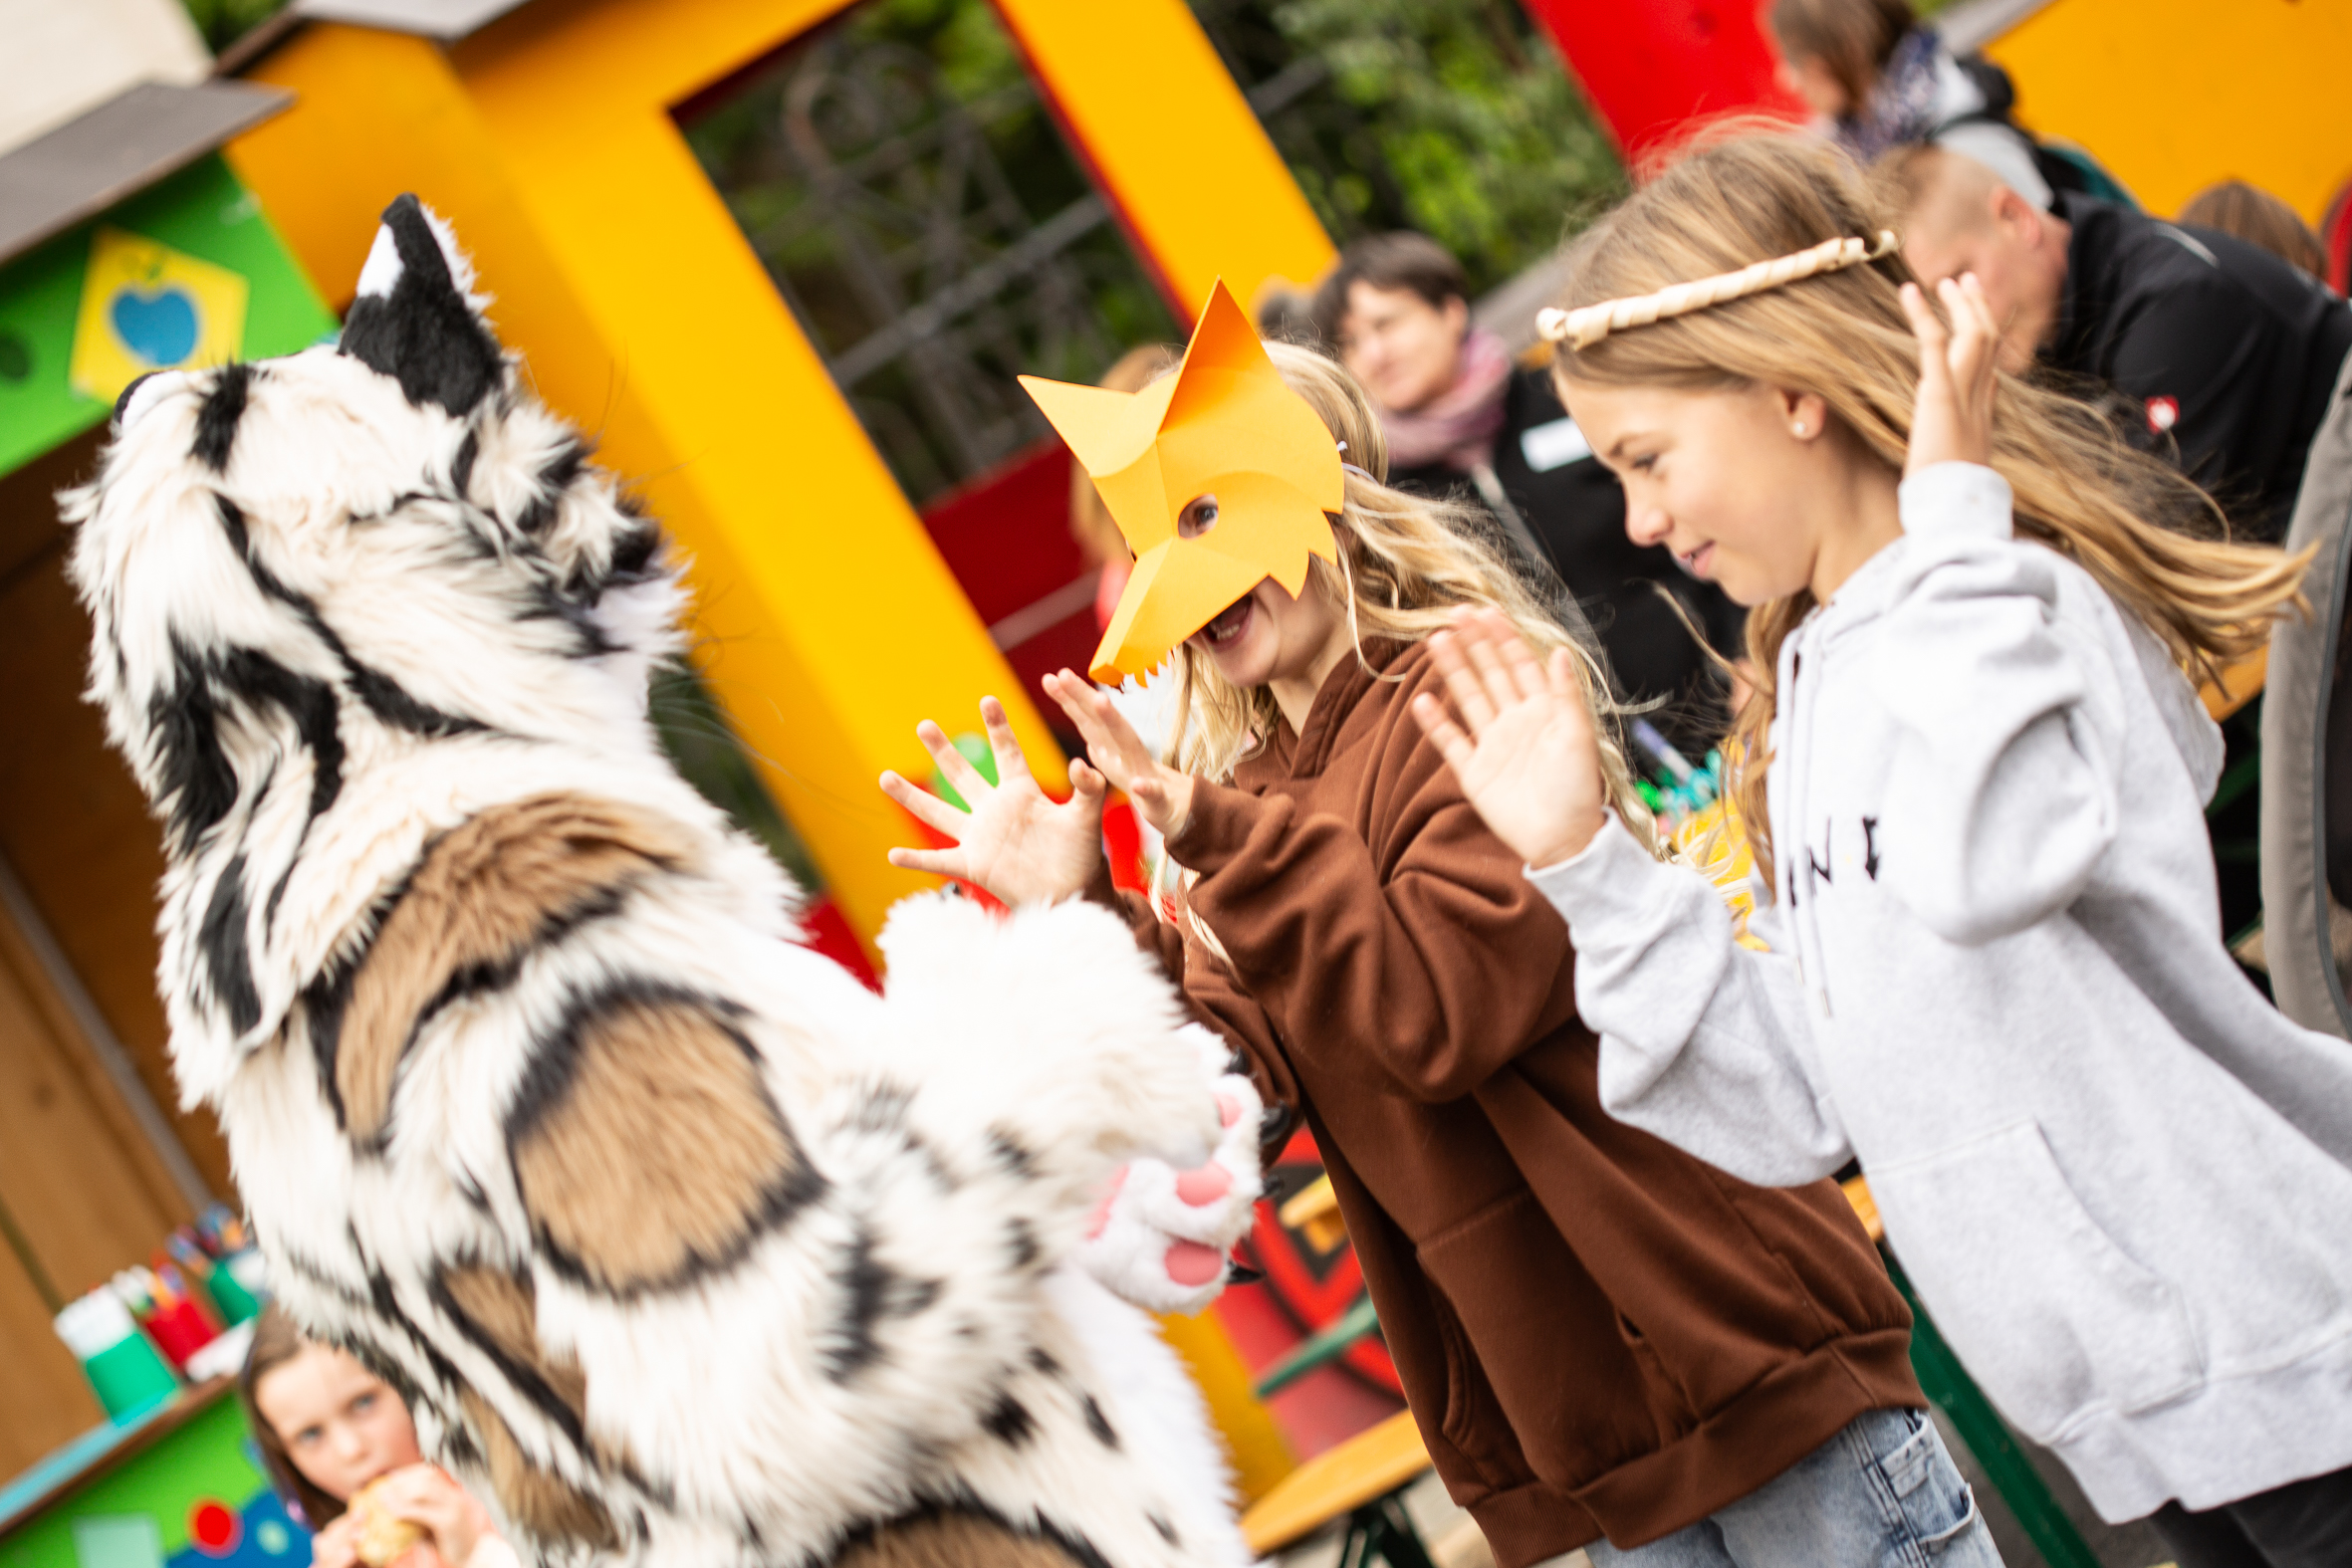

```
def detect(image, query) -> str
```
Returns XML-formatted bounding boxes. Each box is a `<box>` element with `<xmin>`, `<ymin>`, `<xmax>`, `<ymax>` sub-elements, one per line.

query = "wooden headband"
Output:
<box><xmin>1536</xmin><ymin>230</ymin><xmax>1900</xmax><ymax>350</ymax></box>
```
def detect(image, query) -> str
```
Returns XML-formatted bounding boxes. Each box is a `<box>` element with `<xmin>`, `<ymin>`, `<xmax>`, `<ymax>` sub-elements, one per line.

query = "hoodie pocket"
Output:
<box><xmin>1870</xmin><ymin>1120</ymin><xmax>2202</xmax><ymax>1444</ymax></box>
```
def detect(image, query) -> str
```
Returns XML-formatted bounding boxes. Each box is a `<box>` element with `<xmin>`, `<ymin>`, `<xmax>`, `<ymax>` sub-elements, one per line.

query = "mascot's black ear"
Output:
<box><xmin>339</xmin><ymin>194</ymin><xmax>505</xmax><ymax>416</ymax></box>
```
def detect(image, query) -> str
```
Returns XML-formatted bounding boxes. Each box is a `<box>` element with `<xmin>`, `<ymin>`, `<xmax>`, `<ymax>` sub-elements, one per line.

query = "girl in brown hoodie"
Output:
<box><xmin>880</xmin><ymin>320</ymin><xmax>1997</xmax><ymax>1568</ymax></box>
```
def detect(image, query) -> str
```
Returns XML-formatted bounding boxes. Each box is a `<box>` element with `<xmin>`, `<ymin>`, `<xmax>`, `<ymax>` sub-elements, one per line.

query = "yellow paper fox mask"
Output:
<box><xmin>1021</xmin><ymin>280</ymin><xmax>1342</xmax><ymax>683</ymax></box>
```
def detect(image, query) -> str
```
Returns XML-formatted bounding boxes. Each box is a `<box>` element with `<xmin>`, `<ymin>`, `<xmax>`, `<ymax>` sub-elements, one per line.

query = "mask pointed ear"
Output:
<box><xmin>339</xmin><ymin>194</ymin><xmax>506</xmax><ymax>415</ymax></box>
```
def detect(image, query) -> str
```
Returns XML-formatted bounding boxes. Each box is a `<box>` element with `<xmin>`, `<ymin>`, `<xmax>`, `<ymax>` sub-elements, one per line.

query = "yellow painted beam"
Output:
<box><xmin>997</xmin><ymin>0</ymin><xmax>1336</xmax><ymax>318</ymax></box>
<box><xmin>1988</xmin><ymin>0</ymin><xmax>2352</xmax><ymax>222</ymax></box>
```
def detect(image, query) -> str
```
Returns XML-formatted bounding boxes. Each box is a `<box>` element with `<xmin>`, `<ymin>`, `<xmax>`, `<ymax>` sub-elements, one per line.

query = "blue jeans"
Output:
<box><xmin>1584</xmin><ymin>1409</ymin><xmax>2003</xmax><ymax>1567</ymax></box>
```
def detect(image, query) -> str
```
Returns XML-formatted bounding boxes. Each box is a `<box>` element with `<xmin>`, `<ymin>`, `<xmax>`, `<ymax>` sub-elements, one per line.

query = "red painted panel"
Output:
<box><xmin>920</xmin><ymin>439</ymin><xmax>1100</xmax><ymax>741</ymax></box>
<box><xmin>921</xmin><ymin>439</ymin><xmax>1085</xmax><ymax>623</ymax></box>
<box><xmin>799</xmin><ymin>895</ymin><xmax>881</xmax><ymax>991</ymax></box>
<box><xmin>1523</xmin><ymin>0</ymin><xmax>1804</xmax><ymax>159</ymax></box>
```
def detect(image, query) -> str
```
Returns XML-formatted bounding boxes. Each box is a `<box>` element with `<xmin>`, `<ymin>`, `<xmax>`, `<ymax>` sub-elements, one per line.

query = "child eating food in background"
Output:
<box><xmin>240</xmin><ymin>1306</ymin><xmax>515</xmax><ymax>1568</ymax></box>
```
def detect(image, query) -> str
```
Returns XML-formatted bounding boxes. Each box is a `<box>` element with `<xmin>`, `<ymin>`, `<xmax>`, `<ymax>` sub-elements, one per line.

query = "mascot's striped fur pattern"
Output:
<box><xmin>69</xmin><ymin>197</ymin><xmax>1260</xmax><ymax>1568</ymax></box>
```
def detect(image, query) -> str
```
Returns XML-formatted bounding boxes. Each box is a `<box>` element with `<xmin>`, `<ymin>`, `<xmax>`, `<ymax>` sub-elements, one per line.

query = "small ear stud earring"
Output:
<box><xmin>1792</xmin><ymin>423</ymin><xmax>1808</xmax><ymax>437</ymax></box>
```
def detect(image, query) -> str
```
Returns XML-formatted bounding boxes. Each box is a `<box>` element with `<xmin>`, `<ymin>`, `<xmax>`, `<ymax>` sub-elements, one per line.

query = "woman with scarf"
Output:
<box><xmin>1312</xmin><ymin>231</ymin><xmax>1743</xmax><ymax>753</ymax></box>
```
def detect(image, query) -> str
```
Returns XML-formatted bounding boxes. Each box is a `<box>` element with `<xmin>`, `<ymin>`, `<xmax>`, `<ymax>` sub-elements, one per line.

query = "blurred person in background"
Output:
<box><xmin>1313</xmin><ymin>232</ymin><xmax>1741</xmax><ymax>751</ymax></box>
<box><xmin>1767</xmin><ymin>0</ymin><xmax>2127</xmax><ymax>208</ymax></box>
<box><xmin>1884</xmin><ymin>145</ymin><xmax>2352</xmax><ymax>542</ymax></box>
<box><xmin>2179</xmin><ymin>180</ymin><xmax>2332</xmax><ymax>287</ymax></box>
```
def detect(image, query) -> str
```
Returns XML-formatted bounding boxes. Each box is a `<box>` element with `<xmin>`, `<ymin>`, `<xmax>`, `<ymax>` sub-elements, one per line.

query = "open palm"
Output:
<box><xmin>1412</xmin><ymin>609</ymin><xmax>1609</xmax><ymax>869</ymax></box>
<box><xmin>881</xmin><ymin>697</ymin><xmax>1105</xmax><ymax>907</ymax></box>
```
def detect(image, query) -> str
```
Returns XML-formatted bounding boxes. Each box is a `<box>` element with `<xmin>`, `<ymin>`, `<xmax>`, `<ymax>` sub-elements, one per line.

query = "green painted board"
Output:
<box><xmin>0</xmin><ymin>1396</ymin><xmax>277</xmax><ymax>1568</ymax></box>
<box><xmin>0</xmin><ymin>152</ymin><xmax>336</xmax><ymax>480</ymax></box>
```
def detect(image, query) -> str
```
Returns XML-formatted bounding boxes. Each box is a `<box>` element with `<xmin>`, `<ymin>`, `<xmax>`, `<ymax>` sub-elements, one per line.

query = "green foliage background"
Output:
<box><xmin>177</xmin><ymin>0</ymin><xmax>289</xmax><ymax>52</ymax></box>
<box><xmin>1203</xmin><ymin>0</ymin><xmax>1624</xmax><ymax>294</ymax></box>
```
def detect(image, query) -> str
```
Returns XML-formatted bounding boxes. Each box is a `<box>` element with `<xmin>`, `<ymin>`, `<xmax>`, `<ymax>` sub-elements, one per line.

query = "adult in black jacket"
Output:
<box><xmin>1312</xmin><ymin>234</ymin><xmax>1742</xmax><ymax>752</ymax></box>
<box><xmin>1888</xmin><ymin>144</ymin><xmax>2352</xmax><ymax>542</ymax></box>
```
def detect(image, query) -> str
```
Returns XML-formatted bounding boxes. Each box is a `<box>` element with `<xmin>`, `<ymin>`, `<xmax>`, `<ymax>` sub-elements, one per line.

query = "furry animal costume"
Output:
<box><xmin>68</xmin><ymin>197</ymin><xmax>1263</xmax><ymax>1568</ymax></box>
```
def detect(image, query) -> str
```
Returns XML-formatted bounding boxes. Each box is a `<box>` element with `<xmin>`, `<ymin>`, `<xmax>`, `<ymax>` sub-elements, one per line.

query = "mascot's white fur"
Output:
<box><xmin>68</xmin><ymin>196</ymin><xmax>1265</xmax><ymax>1568</ymax></box>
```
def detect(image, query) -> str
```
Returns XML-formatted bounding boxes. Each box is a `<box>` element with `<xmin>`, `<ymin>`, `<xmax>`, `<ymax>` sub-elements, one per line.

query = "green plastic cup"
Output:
<box><xmin>83</xmin><ymin>1333</ymin><xmax>180</xmax><ymax>1421</ymax></box>
<box><xmin>204</xmin><ymin>1258</ymin><xmax>262</xmax><ymax>1325</ymax></box>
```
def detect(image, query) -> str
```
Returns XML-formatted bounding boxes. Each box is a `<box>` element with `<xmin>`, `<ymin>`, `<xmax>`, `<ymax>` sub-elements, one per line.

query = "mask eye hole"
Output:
<box><xmin>1178</xmin><ymin>494</ymin><xmax>1219</xmax><ymax>539</ymax></box>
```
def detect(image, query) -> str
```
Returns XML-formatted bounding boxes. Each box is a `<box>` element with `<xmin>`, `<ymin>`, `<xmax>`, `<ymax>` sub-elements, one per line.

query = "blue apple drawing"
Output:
<box><xmin>110</xmin><ymin>285</ymin><xmax>200</xmax><ymax>367</ymax></box>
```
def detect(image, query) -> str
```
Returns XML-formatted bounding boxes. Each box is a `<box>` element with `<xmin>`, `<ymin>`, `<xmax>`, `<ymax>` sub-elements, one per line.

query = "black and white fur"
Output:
<box><xmin>70</xmin><ymin>197</ymin><xmax>1256</xmax><ymax>1568</ymax></box>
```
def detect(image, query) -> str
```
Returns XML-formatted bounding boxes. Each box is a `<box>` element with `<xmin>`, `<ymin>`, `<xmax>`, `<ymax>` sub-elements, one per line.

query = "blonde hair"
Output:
<box><xmin>1162</xmin><ymin>341</ymin><xmax>1658</xmax><ymax>853</ymax></box>
<box><xmin>1551</xmin><ymin>132</ymin><xmax>2308</xmax><ymax>884</ymax></box>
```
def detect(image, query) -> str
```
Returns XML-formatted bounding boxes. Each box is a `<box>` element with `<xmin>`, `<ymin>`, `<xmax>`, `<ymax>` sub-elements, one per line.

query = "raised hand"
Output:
<box><xmin>880</xmin><ymin>696</ymin><xmax>1106</xmax><ymax>906</ymax></box>
<box><xmin>1042</xmin><ymin>671</ymin><xmax>1197</xmax><ymax>839</ymax></box>
<box><xmin>1902</xmin><ymin>273</ymin><xmax>1999</xmax><ymax>475</ymax></box>
<box><xmin>1410</xmin><ymin>608</ymin><xmax>1609</xmax><ymax>869</ymax></box>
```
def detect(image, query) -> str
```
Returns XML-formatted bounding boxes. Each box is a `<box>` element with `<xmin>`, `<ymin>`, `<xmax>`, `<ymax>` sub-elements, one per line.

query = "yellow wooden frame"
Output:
<box><xmin>227</xmin><ymin>0</ymin><xmax>1333</xmax><ymax>948</ymax></box>
<box><xmin>1986</xmin><ymin>0</ymin><xmax>2352</xmax><ymax>222</ymax></box>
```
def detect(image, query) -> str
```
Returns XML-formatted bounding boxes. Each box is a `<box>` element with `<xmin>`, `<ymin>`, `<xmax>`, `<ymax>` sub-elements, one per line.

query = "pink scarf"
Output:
<box><xmin>1379</xmin><ymin>328</ymin><xmax>1513</xmax><ymax>472</ymax></box>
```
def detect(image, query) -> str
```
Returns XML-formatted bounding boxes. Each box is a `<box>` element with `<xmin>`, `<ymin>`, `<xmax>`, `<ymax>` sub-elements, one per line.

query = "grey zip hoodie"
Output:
<box><xmin>1529</xmin><ymin>462</ymin><xmax>2352</xmax><ymax>1522</ymax></box>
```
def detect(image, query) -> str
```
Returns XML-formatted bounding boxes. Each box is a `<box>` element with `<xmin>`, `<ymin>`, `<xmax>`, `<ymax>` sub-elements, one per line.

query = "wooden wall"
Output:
<box><xmin>0</xmin><ymin>430</ymin><xmax>225</xmax><ymax>1474</ymax></box>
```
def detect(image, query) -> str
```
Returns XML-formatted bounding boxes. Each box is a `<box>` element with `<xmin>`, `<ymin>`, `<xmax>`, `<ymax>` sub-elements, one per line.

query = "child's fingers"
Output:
<box><xmin>1041</xmin><ymin>671</ymin><xmax>1091</xmax><ymax>740</ymax></box>
<box><xmin>1462</xmin><ymin>619</ymin><xmax>1529</xmax><ymax>715</ymax></box>
<box><xmin>1045</xmin><ymin>673</ymin><xmax>1116</xmax><ymax>750</ymax></box>
<box><xmin>1068</xmin><ymin>679</ymin><xmax>1147</xmax><ymax>763</ymax></box>
<box><xmin>1069</xmin><ymin>757</ymin><xmax>1107</xmax><ymax>801</ymax></box>
<box><xmin>1491</xmin><ymin>616</ymin><xmax>1553</xmax><ymax>705</ymax></box>
<box><xmin>1953</xmin><ymin>275</ymin><xmax>2001</xmax><ymax>394</ymax></box>
<box><xmin>1129</xmin><ymin>775</ymin><xmax>1185</xmax><ymax>832</ymax></box>
<box><xmin>879</xmin><ymin>770</ymin><xmax>969</xmax><ymax>835</ymax></box>
<box><xmin>1409</xmin><ymin>692</ymin><xmax>1477</xmax><ymax>773</ymax></box>
<box><xmin>1543</xmin><ymin>649</ymin><xmax>1595</xmax><ymax>744</ymax></box>
<box><xmin>1427</xmin><ymin>629</ymin><xmax>1500</xmax><ymax>733</ymax></box>
<box><xmin>1901</xmin><ymin>281</ymin><xmax>1952</xmax><ymax>380</ymax></box>
<box><xmin>978</xmin><ymin>696</ymin><xmax>1034</xmax><ymax>784</ymax></box>
<box><xmin>886</xmin><ymin>844</ymin><xmax>966</xmax><ymax>878</ymax></box>
<box><xmin>1899</xmin><ymin>279</ymin><xmax>1943</xmax><ymax>341</ymax></box>
<box><xmin>1957</xmin><ymin>273</ymin><xmax>1999</xmax><ymax>345</ymax></box>
<box><xmin>1938</xmin><ymin>277</ymin><xmax>1993</xmax><ymax>380</ymax></box>
<box><xmin>916</xmin><ymin>719</ymin><xmax>991</xmax><ymax>798</ymax></box>
<box><xmin>1544</xmin><ymin>646</ymin><xmax>1581</xmax><ymax>705</ymax></box>
<box><xmin>1051</xmin><ymin>685</ymin><xmax>1145</xmax><ymax>790</ymax></box>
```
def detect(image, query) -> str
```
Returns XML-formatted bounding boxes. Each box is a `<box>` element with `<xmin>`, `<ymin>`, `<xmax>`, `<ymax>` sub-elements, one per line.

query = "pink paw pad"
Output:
<box><xmin>1216</xmin><ymin>1092</ymin><xmax>1242</xmax><ymax>1128</ymax></box>
<box><xmin>1085</xmin><ymin>1167</ymin><xmax>1129</xmax><ymax>1239</ymax></box>
<box><xmin>1164</xmin><ymin>1240</ymin><xmax>1223</xmax><ymax>1287</ymax></box>
<box><xmin>1174</xmin><ymin>1163</ymin><xmax>1233</xmax><ymax>1207</ymax></box>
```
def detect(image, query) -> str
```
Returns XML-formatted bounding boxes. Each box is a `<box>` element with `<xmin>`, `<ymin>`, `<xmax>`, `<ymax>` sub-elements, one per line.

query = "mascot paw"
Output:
<box><xmin>1075</xmin><ymin>1025</ymin><xmax>1266</xmax><ymax>1314</ymax></box>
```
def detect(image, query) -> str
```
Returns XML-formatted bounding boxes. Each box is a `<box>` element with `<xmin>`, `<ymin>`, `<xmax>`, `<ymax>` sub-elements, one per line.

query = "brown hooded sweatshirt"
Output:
<box><xmin>1094</xmin><ymin>638</ymin><xmax>1922</xmax><ymax>1563</ymax></box>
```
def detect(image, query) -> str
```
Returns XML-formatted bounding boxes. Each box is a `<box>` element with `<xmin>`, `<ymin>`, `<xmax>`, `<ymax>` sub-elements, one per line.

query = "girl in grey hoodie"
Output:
<box><xmin>1414</xmin><ymin>134</ymin><xmax>2352</xmax><ymax>1568</ymax></box>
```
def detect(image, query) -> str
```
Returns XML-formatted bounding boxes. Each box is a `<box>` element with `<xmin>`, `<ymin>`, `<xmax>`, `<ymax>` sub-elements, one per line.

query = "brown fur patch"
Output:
<box><xmin>438</xmin><ymin>1264</ymin><xmax>588</xmax><ymax>1417</ymax></box>
<box><xmin>336</xmin><ymin>794</ymin><xmax>693</xmax><ymax>1143</ymax></box>
<box><xmin>458</xmin><ymin>1387</ymin><xmax>619</xmax><ymax>1550</ymax></box>
<box><xmin>833</xmin><ymin>1511</ymin><xmax>1098</xmax><ymax>1568</ymax></box>
<box><xmin>511</xmin><ymin>993</ymin><xmax>812</xmax><ymax>1293</ymax></box>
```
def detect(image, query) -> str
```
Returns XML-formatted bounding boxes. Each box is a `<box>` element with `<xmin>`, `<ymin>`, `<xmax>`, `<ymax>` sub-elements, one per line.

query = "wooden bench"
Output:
<box><xmin>1240</xmin><ymin>1409</ymin><xmax>1436</xmax><ymax>1568</ymax></box>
